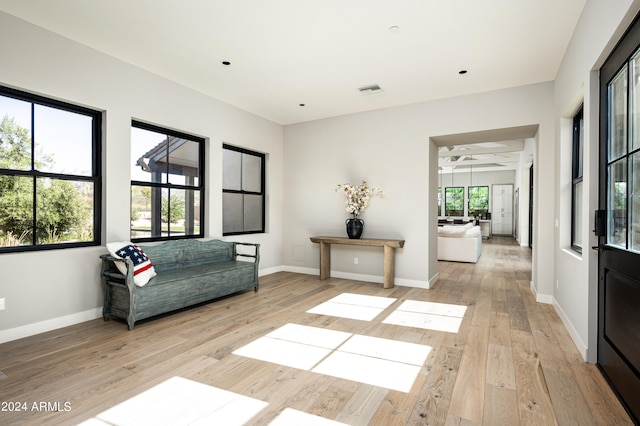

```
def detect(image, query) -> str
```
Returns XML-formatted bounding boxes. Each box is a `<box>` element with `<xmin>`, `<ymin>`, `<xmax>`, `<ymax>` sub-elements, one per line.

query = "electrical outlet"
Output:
<box><xmin>556</xmin><ymin>280</ymin><xmax>559</xmax><ymax>289</ymax></box>
<box><xmin>354</xmin><ymin>257</ymin><xmax>359</xmax><ymax>265</ymax></box>
<box><xmin>0</xmin><ymin>298</ymin><xmax>5</xmax><ymax>311</ymax></box>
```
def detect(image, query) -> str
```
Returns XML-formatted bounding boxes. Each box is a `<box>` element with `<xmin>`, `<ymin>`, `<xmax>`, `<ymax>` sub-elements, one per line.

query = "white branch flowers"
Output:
<box><xmin>336</xmin><ymin>180</ymin><xmax>383</xmax><ymax>217</ymax></box>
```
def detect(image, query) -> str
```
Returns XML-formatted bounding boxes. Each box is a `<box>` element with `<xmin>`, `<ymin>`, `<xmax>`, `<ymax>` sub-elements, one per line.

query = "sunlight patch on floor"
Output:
<box><xmin>312</xmin><ymin>334</ymin><xmax>431</xmax><ymax>392</ymax></box>
<box><xmin>270</xmin><ymin>408</ymin><xmax>350</xmax><ymax>425</ymax></box>
<box><xmin>79</xmin><ymin>376</ymin><xmax>268</xmax><ymax>426</ymax></box>
<box><xmin>382</xmin><ymin>300</ymin><xmax>467</xmax><ymax>333</ymax></box>
<box><xmin>232</xmin><ymin>324</ymin><xmax>352</xmax><ymax>370</ymax></box>
<box><xmin>234</xmin><ymin>323</ymin><xmax>431</xmax><ymax>393</ymax></box>
<box><xmin>306</xmin><ymin>292</ymin><xmax>397</xmax><ymax>321</ymax></box>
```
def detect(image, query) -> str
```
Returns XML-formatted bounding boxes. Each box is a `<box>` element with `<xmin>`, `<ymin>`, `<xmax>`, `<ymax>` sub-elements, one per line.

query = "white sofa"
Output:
<box><xmin>437</xmin><ymin>222</ymin><xmax>482</xmax><ymax>263</ymax></box>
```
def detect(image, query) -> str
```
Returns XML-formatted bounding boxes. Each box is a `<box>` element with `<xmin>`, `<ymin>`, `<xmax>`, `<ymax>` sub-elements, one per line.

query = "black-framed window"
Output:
<box><xmin>130</xmin><ymin>120</ymin><xmax>204</xmax><ymax>241</ymax></box>
<box><xmin>0</xmin><ymin>86</ymin><xmax>101</xmax><ymax>252</ymax></box>
<box><xmin>223</xmin><ymin>144</ymin><xmax>265</xmax><ymax>235</ymax></box>
<box><xmin>572</xmin><ymin>106</ymin><xmax>584</xmax><ymax>252</ymax></box>
<box><xmin>445</xmin><ymin>186</ymin><xmax>464</xmax><ymax>216</ymax></box>
<box><xmin>468</xmin><ymin>185</ymin><xmax>489</xmax><ymax>217</ymax></box>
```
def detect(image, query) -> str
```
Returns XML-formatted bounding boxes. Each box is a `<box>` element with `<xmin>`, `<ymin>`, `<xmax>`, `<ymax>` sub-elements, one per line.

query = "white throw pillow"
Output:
<box><xmin>106</xmin><ymin>241</ymin><xmax>157</xmax><ymax>287</ymax></box>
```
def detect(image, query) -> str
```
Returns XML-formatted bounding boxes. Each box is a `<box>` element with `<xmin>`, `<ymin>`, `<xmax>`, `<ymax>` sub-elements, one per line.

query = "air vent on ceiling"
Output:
<box><xmin>358</xmin><ymin>84</ymin><xmax>383</xmax><ymax>95</ymax></box>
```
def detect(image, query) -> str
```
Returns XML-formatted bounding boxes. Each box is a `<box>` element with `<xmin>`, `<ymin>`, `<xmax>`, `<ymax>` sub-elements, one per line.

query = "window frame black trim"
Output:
<box><xmin>222</xmin><ymin>143</ymin><xmax>266</xmax><ymax>236</ymax></box>
<box><xmin>130</xmin><ymin>120</ymin><xmax>205</xmax><ymax>243</ymax></box>
<box><xmin>0</xmin><ymin>85</ymin><xmax>102</xmax><ymax>253</ymax></box>
<box><xmin>571</xmin><ymin>105</ymin><xmax>584</xmax><ymax>253</ymax></box>
<box><xmin>444</xmin><ymin>186</ymin><xmax>465</xmax><ymax>217</ymax></box>
<box><xmin>467</xmin><ymin>185</ymin><xmax>490</xmax><ymax>217</ymax></box>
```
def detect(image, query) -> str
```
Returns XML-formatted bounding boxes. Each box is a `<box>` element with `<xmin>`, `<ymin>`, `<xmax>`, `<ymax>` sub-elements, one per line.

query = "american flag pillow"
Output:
<box><xmin>106</xmin><ymin>241</ymin><xmax>157</xmax><ymax>287</ymax></box>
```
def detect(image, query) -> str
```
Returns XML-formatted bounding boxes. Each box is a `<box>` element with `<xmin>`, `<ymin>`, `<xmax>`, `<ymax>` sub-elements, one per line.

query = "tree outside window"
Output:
<box><xmin>468</xmin><ymin>186</ymin><xmax>489</xmax><ymax>217</ymax></box>
<box><xmin>445</xmin><ymin>187</ymin><xmax>464</xmax><ymax>216</ymax></box>
<box><xmin>0</xmin><ymin>88</ymin><xmax>101</xmax><ymax>251</ymax></box>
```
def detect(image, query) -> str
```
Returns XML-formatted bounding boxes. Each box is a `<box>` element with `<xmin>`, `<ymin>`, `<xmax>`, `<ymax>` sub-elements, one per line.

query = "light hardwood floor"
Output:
<box><xmin>0</xmin><ymin>237</ymin><xmax>633</xmax><ymax>425</ymax></box>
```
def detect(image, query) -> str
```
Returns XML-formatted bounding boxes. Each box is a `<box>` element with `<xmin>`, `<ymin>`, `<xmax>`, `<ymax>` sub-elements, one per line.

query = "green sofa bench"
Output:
<box><xmin>99</xmin><ymin>239</ymin><xmax>260</xmax><ymax>330</ymax></box>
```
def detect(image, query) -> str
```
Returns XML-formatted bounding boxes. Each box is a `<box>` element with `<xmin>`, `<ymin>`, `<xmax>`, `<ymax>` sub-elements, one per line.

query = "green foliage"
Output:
<box><xmin>613</xmin><ymin>182</ymin><xmax>626</xmax><ymax>210</ymax></box>
<box><xmin>36</xmin><ymin>179</ymin><xmax>92</xmax><ymax>243</ymax></box>
<box><xmin>0</xmin><ymin>115</ymin><xmax>31</xmax><ymax>170</ymax></box>
<box><xmin>0</xmin><ymin>115</ymin><xmax>92</xmax><ymax>245</ymax></box>
<box><xmin>162</xmin><ymin>192</ymin><xmax>185</xmax><ymax>223</ymax></box>
<box><xmin>445</xmin><ymin>187</ymin><xmax>464</xmax><ymax>216</ymax></box>
<box><xmin>0</xmin><ymin>175</ymin><xmax>33</xmax><ymax>239</ymax></box>
<box><xmin>468</xmin><ymin>186</ymin><xmax>489</xmax><ymax>215</ymax></box>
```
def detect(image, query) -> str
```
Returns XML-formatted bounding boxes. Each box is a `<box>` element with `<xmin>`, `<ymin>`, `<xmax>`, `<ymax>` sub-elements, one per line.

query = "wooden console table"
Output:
<box><xmin>309</xmin><ymin>236</ymin><xmax>405</xmax><ymax>289</ymax></box>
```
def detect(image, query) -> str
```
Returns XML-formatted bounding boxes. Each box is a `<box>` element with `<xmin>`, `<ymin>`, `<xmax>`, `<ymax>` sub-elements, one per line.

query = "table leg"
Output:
<box><xmin>383</xmin><ymin>245</ymin><xmax>395</xmax><ymax>289</ymax></box>
<box><xmin>319</xmin><ymin>241</ymin><xmax>331</xmax><ymax>280</ymax></box>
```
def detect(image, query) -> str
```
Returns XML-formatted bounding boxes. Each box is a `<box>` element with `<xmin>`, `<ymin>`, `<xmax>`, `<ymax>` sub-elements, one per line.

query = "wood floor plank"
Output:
<box><xmin>486</xmin><ymin>343</ymin><xmax>516</xmax><ymax>390</ymax></box>
<box><xmin>446</xmin><ymin>324</ymin><xmax>489</xmax><ymax>424</ymax></box>
<box><xmin>407</xmin><ymin>345</ymin><xmax>463</xmax><ymax>426</ymax></box>
<box><xmin>336</xmin><ymin>385</ymin><xmax>389</xmax><ymax>425</ymax></box>
<box><xmin>482</xmin><ymin>384</ymin><xmax>519</xmax><ymax>426</ymax></box>
<box><xmin>511</xmin><ymin>330</ymin><xmax>558</xmax><ymax>426</ymax></box>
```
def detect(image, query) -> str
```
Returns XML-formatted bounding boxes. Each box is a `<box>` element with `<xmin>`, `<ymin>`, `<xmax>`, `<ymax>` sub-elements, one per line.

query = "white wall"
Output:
<box><xmin>283</xmin><ymin>83</ymin><xmax>554</xmax><ymax>292</ymax></box>
<box><xmin>0</xmin><ymin>12</ymin><xmax>284</xmax><ymax>342</ymax></box>
<box><xmin>553</xmin><ymin>0</ymin><xmax>640</xmax><ymax>361</ymax></box>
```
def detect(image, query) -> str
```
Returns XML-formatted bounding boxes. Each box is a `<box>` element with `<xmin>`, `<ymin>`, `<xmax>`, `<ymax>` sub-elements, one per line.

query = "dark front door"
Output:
<box><xmin>598</xmin><ymin>13</ymin><xmax>640</xmax><ymax>424</ymax></box>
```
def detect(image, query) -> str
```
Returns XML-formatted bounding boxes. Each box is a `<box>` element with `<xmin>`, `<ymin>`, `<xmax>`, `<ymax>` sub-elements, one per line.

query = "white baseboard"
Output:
<box><xmin>258</xmin><ymin>266</ymin><xmax>284</xmax><ymax>277</ymax></box>
<box><xmin>530</xmin><ymin>280</ymin><xmax>553</xmax><ymax>304</ymax></box>
<box><xmin>396</xmin><ymin>277</ymin><xmax>431</xmax><ymax>289</ymax></box>
<box><xmin>428</xmin><ymin>272</ymin><xmax>439</xmax><ymax>289</ymax></box>
<box><xmin>0</xmin><ymin>307</ymin><xmax>102</xmax><ymax>344</ymax></box>
<box><xmin>553</xmin><ymin>297</ymin><xmax>588</xmax><ymax>361</ymax></box>
<box><xmin>279</xmin><ymin>266</ymin><xmax>318</xmax><ymax>276</ymax></box>
<box><xmin>280</xmin><ymin>266</ymin><xmax>430</xmax><ymax>289</ymax></box>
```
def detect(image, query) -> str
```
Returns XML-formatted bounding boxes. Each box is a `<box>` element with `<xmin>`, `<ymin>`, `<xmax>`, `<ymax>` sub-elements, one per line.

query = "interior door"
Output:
<box><xmin>598</xmin><ymin>14</ymin><xmax>640</xmax><ymax>424</ymax></box>
<box><xmin>492</xmin><ymin>184</ymin><xmax>513</xmax><ymax>235</ymax></box>
<box><xmin>529</xmin><ymin>164</ymin><xmax>533</xmax><ymax>248</ymax></box>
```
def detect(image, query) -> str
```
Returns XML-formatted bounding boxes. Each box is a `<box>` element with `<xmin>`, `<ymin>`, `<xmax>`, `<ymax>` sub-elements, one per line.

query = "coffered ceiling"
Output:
<box><xmin>0</xmin><ymin>0</ymin><xmax>586</xmax><ymax>125</ymax></box>
<box><xmin>438</xmin><ymin>140</ymin><xmax>526</xmax><ymax>173</ymax></box>
<box><xmin>434</xmin><ymin>124</ymin><xmax>537</xmax><ymax>173</ymax></box>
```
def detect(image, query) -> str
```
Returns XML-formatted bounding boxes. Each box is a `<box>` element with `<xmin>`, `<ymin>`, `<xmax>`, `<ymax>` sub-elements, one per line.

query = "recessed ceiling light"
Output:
<box><xmin>221</xmin><ymin>60</ymin><xmax>231</xmax><ymax>66</ymax></box>
<box><xmin>459</xmin><ymin>70</ymin><xmax>468</xmax><ymax>75</ymax></box>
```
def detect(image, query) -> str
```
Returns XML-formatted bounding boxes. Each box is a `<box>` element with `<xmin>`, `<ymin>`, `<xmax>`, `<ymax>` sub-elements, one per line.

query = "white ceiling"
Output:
<box><xmin>0</xmin><ymin>0</ymin><xmax>586</xmax><ymax>126</ymax></box>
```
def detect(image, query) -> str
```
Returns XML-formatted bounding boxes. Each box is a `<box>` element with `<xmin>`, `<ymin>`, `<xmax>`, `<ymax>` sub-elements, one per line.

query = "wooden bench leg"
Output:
<box><xmin>319</xmin><ymin>242</ymin><xmax>331</xmax><ymax>280</ymax></box>
<box><xmin>383</xmin><ymin>245</ymin><xmax>395</xmax><ymax>289</ymax></box>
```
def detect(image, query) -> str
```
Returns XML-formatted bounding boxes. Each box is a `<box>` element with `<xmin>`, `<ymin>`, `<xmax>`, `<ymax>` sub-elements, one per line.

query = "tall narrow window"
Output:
<box><xmin>223</xmin><ymin>144</ymin><xmax>265</xmax><ymax>235</ymax></box>
<box><xmin>0</xmin><ymin>86</ymin><xmax>101</xmax><ymax>252</ymax></box>
<box><xmin>445</xmin><ymin>187</ymin><xmax>464</xmax><ymax>216</ymax></box>
<box><xmin>572</xmin><ymin>106</ymin><xmax>584</xmax><ymax>252</ymax></box>
<box><xmin>468</xmin><ymin>186</ymin><xmax>489</xmax><ymax>217</ymax></box>
<box><xmin>130</xmin><ymin>121</ymin><xmax>204</xmax><ymax>241</ymax></box>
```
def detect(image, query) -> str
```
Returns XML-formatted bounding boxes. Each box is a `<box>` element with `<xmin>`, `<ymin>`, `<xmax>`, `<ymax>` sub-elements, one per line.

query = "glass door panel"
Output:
<box><xmin>608</xmin><ymin>65</ymin><xmax>628</xmax><ymax>162</ymax></box>
<box><xmin>632</xmin><ymin>50</ymin><xmax>640</xmax><ymax>151</ymax></box>
<box><xmin>631</xmin><ymin>152</ymin><xmax>640</xmax><ymax>252</ymax></box>
<box><xmin>608</xmin><ymin>159</ymin><xmax>627</xmax><ymax>248</ymax></box>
